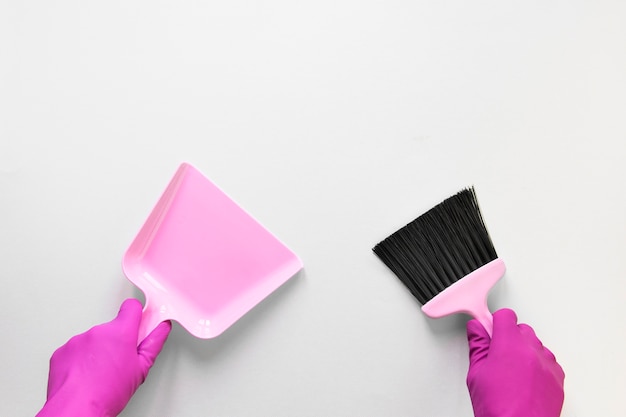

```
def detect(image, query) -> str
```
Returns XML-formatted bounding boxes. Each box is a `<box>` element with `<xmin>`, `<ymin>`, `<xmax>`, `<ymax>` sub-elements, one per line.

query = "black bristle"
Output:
<box><xmin>372</xmin><ymin>187</ymin><xmax>497</xmax><ymax>305</ymax></box>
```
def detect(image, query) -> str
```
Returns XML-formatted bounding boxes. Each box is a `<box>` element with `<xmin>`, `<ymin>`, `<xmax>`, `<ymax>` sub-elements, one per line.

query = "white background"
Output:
<box><xmin>1</xmin><ymin>1</ymin><xmax>625</xmax><ymax>416</ymax></box>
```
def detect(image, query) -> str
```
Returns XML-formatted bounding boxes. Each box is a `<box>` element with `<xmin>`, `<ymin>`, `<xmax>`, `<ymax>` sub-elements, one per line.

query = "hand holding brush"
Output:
<box><xmin>467</xmin><ymin>309</ymin><xmax>565</xmax><ymax>417</ymax></box>
<box><xmin>373</xmin><ymin>187</ymin><xmax>565</xmax><ymax>416</ymax></box>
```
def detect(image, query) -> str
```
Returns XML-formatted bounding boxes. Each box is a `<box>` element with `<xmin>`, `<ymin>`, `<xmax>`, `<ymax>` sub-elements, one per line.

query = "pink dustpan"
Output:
<box><xmin>122</xmin><ymin>163</ymin><xmax>303</xmax><ymax>342</ymax></box>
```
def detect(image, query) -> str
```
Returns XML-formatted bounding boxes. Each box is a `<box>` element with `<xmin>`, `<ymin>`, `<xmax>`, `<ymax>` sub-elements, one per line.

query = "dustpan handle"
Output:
<box><xmin>137</xmin><ymin>299</ymin><xmax>167</xmax><ymax>345</ymax></box>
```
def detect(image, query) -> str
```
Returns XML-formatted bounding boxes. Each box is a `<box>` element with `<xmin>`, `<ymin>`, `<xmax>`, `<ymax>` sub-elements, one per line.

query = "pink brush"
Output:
<box><xmin>123</xmin><ymin>163</ymin><xmax>303</xmax><ymax>342</ymax></box>
<box><xmin>373</xmin><ymin>187</ymin><xmax>504</xmax><ymax>337</ymax></box>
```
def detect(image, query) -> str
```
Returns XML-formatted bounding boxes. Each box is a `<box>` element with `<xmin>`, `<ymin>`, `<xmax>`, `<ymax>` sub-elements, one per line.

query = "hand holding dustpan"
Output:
<box><xmin>36</xmin><ymin>163</ymin><xmax>302</xmax><ymax>417</ymax></box>
<box><xmin>36</xmin><ymin>299</ymin><xmax>171</xmax><ymax>417</ymax></box>
<box><xmin>123</xmin><ymin>163</ymin><xmax>303</xmax><ymax>342</ymax></box>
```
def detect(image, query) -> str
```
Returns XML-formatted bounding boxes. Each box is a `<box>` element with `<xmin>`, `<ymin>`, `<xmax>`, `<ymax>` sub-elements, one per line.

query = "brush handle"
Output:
<box><xmin>421</xmin><ymin>258</ymin><xmax>506</xmax><ymax>337</ymax></box>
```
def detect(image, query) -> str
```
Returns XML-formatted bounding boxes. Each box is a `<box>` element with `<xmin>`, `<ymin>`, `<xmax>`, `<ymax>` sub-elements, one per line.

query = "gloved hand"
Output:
<box><xmin>466</xmin><ymin>308</ymin><xmax>565</xmax><ymax>417</ymax></box>
<box><xmin>36</xmin><ymin>299</ymin><xmax>172</xmax><ymax>417</ymax></box>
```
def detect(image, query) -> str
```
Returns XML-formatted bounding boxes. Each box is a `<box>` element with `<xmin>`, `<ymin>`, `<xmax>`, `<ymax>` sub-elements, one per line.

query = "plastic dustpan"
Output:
<box><xmin>122</xmin><ymin>163</ymin><xmax>303</xmax><ymax>341</ymax></box>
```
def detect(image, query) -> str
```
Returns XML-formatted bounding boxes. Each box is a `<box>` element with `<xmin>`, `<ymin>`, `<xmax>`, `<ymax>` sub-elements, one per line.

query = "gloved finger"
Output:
<box><xmin>490</xmin><ymin>308</ymin><xmax>519</xmax><ymax>348</ymax></box>
<box><xmin>541</xmin><ymin>343</ymin><xmax>566</xmax><ymax>384</ymax></box>
<box><xmin>543</xmin><ymin>345</ymin><xmax>557</xmax><ymax>362</ymax></box>
<box><xmin>518</xmin><ymin>323</ymin><xmax>536</xmax><ymax>337</ymax></box>
<box><xmin>518</xmin><ymin>323</ymin><xmax>543</xmax><ymax>350</ymax></box>
<box><xmin>113</xmin><ymin>299</ymin><xmax>144</xmax><ymax>341</ymax></box>
<box><xmin>467</xmin><ymin>319</ymin><xmax>490</xmax><ymax>367</ymax></box>
<box><xmin>553</xmin><ymin>359</ymin><xmax>566</xmax><ymax>384</ymax></box>
<box><xmin>137</xmin><ymin>320</ymin><xmax>172</xmax><ymax>378</ymax></box>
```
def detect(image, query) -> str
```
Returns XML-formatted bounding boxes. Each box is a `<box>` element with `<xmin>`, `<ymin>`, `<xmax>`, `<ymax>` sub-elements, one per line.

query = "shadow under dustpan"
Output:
<box><xmin>122</xmin><ymin>163</ymin><xmax>303</xmax><ymax>343</ymax></box>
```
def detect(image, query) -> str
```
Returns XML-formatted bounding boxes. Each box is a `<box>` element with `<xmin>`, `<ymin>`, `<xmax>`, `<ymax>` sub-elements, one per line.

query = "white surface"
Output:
<box><xmin>1</xmin><ymin>1</ymin><xmax>625</xmax><ymax>416</ymax></box>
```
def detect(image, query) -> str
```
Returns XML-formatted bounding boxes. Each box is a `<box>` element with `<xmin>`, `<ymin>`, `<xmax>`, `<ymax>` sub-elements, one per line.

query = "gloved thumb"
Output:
<box><xmin>467</xmin><ymin>319</ymin><xmax>490</xmax><ymax>367</ymax></box>
<box><xmin>137</xmin><ymin>320</ymin><xmax>172</xmax><ymax>378</ymax></box>
<box><xmin>114</xmin><ymin>299</ymin><xmax>144</xmax><ymax>341</ymax></box>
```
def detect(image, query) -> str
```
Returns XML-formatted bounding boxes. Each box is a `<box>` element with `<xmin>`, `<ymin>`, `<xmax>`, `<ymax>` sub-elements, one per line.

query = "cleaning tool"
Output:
<box><xmin>123</xmin><ymin>163</ymin><xmax>303</xmax><ymax>342</ymax></box>
<box><xmin>372</xmin><ymin>187</ymin><xmax>504</xmax><ymax>336</ymax></box>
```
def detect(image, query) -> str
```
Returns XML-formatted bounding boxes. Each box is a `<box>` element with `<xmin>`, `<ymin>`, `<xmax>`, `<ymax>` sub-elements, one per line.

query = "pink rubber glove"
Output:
<box><xmin>466</xmin><ymin>308</ymin><xmax>565</xmax><ymax>417</ymax></box>
<box><xmin>36</xmin><ymin>299</ymin><xmax>172</xmax><ymax>417</ymax></box>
